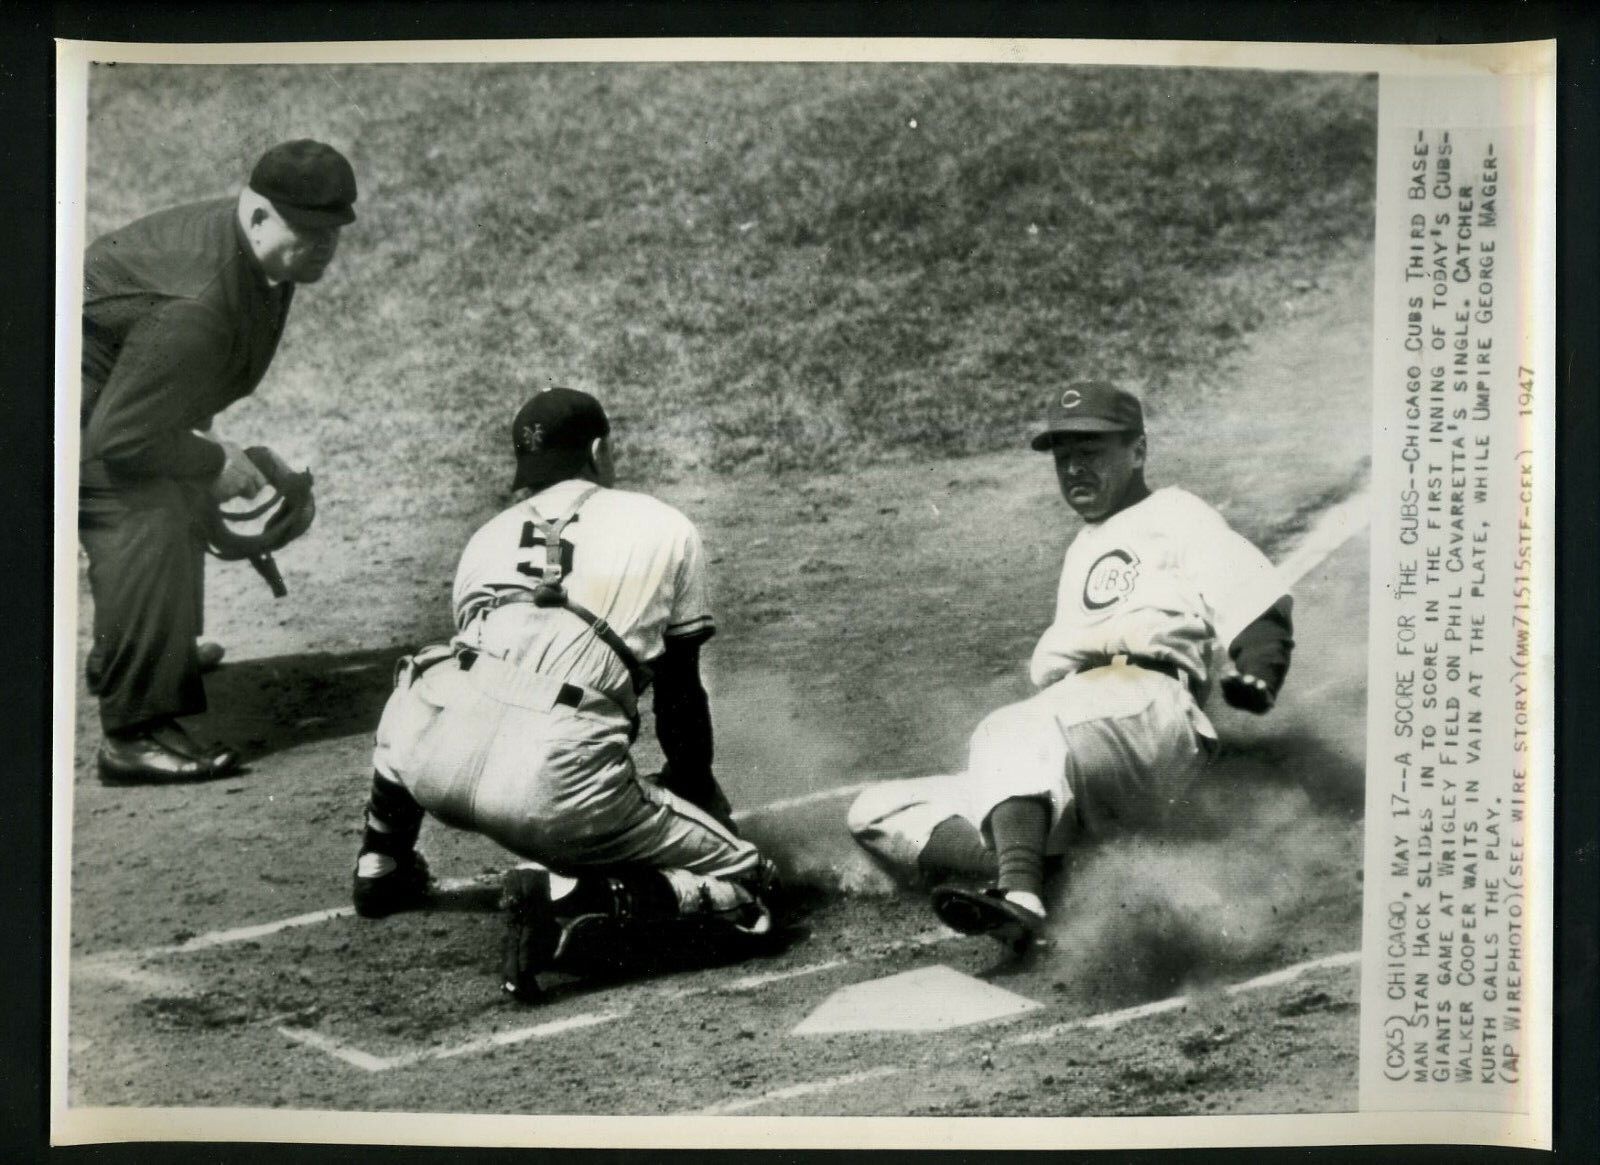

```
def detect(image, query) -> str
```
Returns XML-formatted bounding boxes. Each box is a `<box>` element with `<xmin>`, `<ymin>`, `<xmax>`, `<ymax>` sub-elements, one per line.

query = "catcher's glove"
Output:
<box><xmin>201</xmin><ymin>446</ymin><xmax>316</xmax><ymax>597</ymax></box>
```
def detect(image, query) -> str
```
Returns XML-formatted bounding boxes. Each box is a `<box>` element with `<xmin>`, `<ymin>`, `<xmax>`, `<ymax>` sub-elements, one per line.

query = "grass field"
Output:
<box><xmin>86</xmin><ymin>63</ymin><xmax>1373</xmax><ymax>480</ymax></box>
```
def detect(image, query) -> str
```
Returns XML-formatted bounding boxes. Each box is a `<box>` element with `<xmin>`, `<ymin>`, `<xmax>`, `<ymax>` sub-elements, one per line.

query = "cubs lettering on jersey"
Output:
<box><xmin>452</xmin><ymin>478</ymin><xmax>714</xmax><ymax>706</ymax></box>
<box><xmin>1030</xmin><ymin>487</ymin><xmax>1278</xmax><ymax>695</ymax></box>
<box><xmin>1082</xmin><ymin>548</ymin><xmax>1140</xmax><ymax>610</ymax></box>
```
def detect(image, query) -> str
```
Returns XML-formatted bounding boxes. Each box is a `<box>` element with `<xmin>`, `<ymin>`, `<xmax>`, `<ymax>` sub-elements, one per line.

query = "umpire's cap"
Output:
<box><xmin>249</xmin><ymin>140</ymin><xmax>358</xmax><ymax>228</ymax></box>
<box><xmin>1030</xmin><ymin>380</ymin><xmax>1144</xmax><ymax>450</ymax></box>
<box><xmin>510</xmin><ymin>387</ymin><xmax>611</xmax><ymax>492</ymax></box>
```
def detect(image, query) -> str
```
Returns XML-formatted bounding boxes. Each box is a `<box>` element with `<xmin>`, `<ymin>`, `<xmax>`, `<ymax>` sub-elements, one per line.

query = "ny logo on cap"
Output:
<box><xmin>520</xmin><ymin>423</ymin><xmax>546</xmax><ymax>451</ymax></box>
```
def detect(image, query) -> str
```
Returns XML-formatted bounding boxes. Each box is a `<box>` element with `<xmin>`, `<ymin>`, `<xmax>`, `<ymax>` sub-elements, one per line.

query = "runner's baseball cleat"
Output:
<box><xmin>931</xmin><ymin>885</ymin><xmax>1047</xmax><ymax>957</ymax></box>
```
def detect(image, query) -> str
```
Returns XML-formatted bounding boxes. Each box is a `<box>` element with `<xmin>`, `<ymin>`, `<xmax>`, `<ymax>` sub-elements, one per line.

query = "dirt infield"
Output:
<box><xmin>63</xmin><ymin>256</ymin><xmax>1371</xmax><ymax>1121</ymax></box>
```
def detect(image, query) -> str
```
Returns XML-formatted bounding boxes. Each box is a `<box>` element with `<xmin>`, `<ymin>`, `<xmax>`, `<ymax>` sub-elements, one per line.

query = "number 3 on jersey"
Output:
<box><xmin>516</xmin><ymin>520</ymin><xmax>575</xmax><ymax>580</ymax></box>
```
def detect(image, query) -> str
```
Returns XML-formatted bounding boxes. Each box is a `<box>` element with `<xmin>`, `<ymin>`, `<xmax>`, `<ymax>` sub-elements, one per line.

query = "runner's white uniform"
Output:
<box><xmin>849</xmin><ymin>486</ymin><xmax>1280</xmax><ymax>869</ymax></box>
<box><xmin>373</xmin><ymin>478</ymin><xmax>758</xmax><ymax>878</ymax></box>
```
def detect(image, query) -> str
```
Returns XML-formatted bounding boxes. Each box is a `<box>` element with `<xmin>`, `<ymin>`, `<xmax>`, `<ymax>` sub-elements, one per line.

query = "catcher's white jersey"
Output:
<box><xmin>451</xmin><ymin>479</ymin><xmax>714</xmax><ymax>706</ymax></box>
<box><xmin>1029</xmin><ymin>486</ymin><xmax>1277</xmax><ymax>699</ymax></box>
<box><xmin>375</xmin><ymin>477</ymin><xmax>755</xmax><ymax>877</ymax></box>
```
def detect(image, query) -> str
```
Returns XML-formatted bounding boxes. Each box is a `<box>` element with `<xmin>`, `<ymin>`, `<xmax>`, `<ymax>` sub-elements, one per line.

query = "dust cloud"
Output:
<box><xmin>1041</xmin><ymin>776</ymin><xmax>1360</xmax><ymax>1002</ymax></box>
<box><xmin>702</xmin><ymin>646</ymin><xmax>1362</xmax><ymax>1000</ymax></box>
<box><xmin>704</xmin><ymin>668</ymin><xmax>903</xmax><ymax>895</ymax></box>
<box><xmin>710</xmin><ymin>658</ymin><xmax>1362</xmax><ymax>994</ymax></box>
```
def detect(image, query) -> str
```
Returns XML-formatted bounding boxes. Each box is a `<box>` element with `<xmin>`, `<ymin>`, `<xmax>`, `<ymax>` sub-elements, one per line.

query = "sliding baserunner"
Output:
<box><xmin>849</xmin><ymin>381</ymin><xmax>1294</xmax><ymax>954</ymax></box>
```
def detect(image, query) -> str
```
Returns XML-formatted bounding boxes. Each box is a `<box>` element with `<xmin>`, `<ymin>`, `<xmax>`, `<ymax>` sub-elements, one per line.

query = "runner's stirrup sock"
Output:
<box><xmin>989</xmin><ymin>796</ymin><xmax>1049</xmax><ymax>901</ymax></box>
<box><xmin>362</xmin><ymin>772</ymin><xmax>425</xmax><ymax>856</ymax></box>
<box><xmin>918</xmin><ymin>816</ymin><xmax>998</xmax><ymax>880</ymax></box>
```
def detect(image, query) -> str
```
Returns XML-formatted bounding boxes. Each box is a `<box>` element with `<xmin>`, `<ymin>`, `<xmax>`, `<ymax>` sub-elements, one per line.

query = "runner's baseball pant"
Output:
<box><xmin>849</xmin><ymin>662</ymin><xmax>1215</xmax><ymax>873</ymax></box>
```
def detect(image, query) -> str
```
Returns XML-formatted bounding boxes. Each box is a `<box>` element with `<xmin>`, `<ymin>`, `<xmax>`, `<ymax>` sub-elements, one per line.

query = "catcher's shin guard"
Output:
<box><xmin>353</xmin><ymin>774</ymin><xmax>432</xmax><ymax>919</ymax></box>
<box><xmin>499</xmin><ymin>869</ymin><xmax>659</xmax><ymax>997</ymax></box>
<box><xmin>562</xmin><ymin>863</ymin><xmax>781</xmax><ymax>933</ymax></box>
<box><xmin>500</xmin><ymin>865</ymin><xmax>781</xmax><ymax>1003</ymax></box>
<box><xmin>361</xmin><ymin>773</ymin><xmax>425</xmax><ymax>855</ymax></box>
<box><xmin>500</xmin><ymin>863</ymin><xmax>785</xmax><ymax>1003</ymax></box>
<box><xmin>501</xmin><ymin>867</ymin><xmax>679</xmax><ymax>1001</ymax></box>
<box><xmin>499</xmin><ymin>868</ymin><xmax>566</xmax><ymax>1003</ymax></box>
<box><xmin>661</xmin><ymin>859</ymin><xmax>781</xmax><ymax>936</ymax></box>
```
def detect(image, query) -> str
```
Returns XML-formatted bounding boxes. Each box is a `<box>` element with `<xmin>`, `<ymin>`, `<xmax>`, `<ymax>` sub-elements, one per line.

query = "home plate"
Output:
<box><xmin>793</xmin><ymin>965</ymin><xmax>1041</xmax><ymax>1035</ymax></box>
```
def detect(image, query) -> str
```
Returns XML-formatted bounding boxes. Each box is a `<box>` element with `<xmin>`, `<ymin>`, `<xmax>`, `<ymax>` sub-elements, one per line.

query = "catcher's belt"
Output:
<box><xmin>393</xmin><ymin>643</ymin><xmax>640</xmax><ymax>740</ymax></box>
<box><xmin>456</xmin><ymin>650</ymin><xmax>630</xmax><ymax>721</ymax></box>
<box><xmin>201</xmin><ymin>446</ymin><xmax>315</xmax><ymax>597</ymax></box>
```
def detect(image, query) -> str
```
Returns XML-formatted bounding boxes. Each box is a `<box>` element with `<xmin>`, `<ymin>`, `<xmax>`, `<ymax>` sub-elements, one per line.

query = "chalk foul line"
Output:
<box><xmin>272</xmin><ymin>944</ymin><xmax>1358</xmax><ymax>1079</ymax></box>
<box><xmin>278</xmin><ymin>1010</ymin><xmax>628</xmax><ymax>1073</ymax></box>
<box><xmin>270</xmin><ymin>931</ymin><xmax>958</xmax><ymax>1074</ymax></box>
<box><xmin>76</xmin><ymin>775</ymin><xmax>888</xmax><ymax>981</ymax></box>
<box><xmin>690</xmin><ymin>947</ymin><xmax>1362</xmax><ymax>1116</ymax></box>
<box><xmin>698</xmin><ymin>1066</ymin><xmax>904</xmax><ymax>1117</ymax></box>
<box><xmin>1004</xmin><ymin>948</ymin><xmax>1361</xmax><ymax>1045</ymax></box>
<box><xmin>264</xmin><ymin>943</ymin><xmax>1361</xmax><ymax>1078</ymax></box>
<box><xmin>1217</xmin><ymin>482</ymin><xmax>1370</xmax><ymax>646</ymax></box>
<box><xmin>72</xmin><ymin>875</ymin><xmax>487</xmax><ymax>986</ymax></box>
<box><xmin>77</xmin><ymin>778</ymin><xmax>896</xmax><ymax>986</ymax></box>
<box><xmin>731</xmin><ymin>781</ymin><xmax>875</xmax><ymax>819</ymax></box>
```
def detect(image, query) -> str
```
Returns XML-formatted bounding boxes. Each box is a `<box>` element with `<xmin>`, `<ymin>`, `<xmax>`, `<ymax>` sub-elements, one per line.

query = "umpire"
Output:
<box><xmin>79</xmin><ymin>140</ymin><xmax>356</xmax><ymax>784</ymax></box>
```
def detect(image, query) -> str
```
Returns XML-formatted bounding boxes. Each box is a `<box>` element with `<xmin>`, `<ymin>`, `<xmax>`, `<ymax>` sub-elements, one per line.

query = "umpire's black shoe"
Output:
<box><xmin>352</xmin><ymin>851</ymin><xmax>433</xmax><ymax>919</ymax></box>
<box><xmin>931</xmin><ymin>885</ymin><xmax>1047</xmax><ymax>957</ymax></box>
<box><xmin>97</xmin><ymin>720</ymin><xmax>241</xmax><ymax>786</ymax></box>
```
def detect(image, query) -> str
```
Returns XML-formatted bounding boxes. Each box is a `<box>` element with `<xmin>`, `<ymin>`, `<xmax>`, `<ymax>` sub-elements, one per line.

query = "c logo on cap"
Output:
<box><xmin>1060</xmin><ymin>389</ymin><xmax>1082</xmax><ymax>409</ymax></box>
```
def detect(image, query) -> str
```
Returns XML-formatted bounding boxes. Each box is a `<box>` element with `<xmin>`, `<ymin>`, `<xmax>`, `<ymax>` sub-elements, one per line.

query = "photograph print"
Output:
<box><xmin>62</xmin><ymin>54</ymin><xmax>1376</xmax><ymax>1126</ymax></box>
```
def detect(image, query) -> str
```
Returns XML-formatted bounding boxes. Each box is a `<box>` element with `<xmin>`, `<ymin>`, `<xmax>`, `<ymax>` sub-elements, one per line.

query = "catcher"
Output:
<box><xmin>79</xmin><ymin>140</ymin><xmax>350</xmax><ymax>784</ymax></box>
<box><xmin>848</xmin><ymin>381</ymin><xmax>1294</xmax><ymax>954</ymax></box>
<box><xmin>352</xmin><ymin>387</ymin><xmax>781</xmax><ymax>1002</ymax></box>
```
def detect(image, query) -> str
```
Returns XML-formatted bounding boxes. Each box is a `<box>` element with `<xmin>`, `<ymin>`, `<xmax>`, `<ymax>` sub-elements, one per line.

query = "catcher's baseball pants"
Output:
<box><xmin>373</xmin><ymin>653</ymin><xmax>761</xmax><ymax>879</ymax></box>
<box><xmin>849</xmin><ymin>661</ymin><xmax>1215</xmax><ymax>873</ymax></box>
<box><xmin>78</xmin><ymin>472</ymin><xmax>208</xmax><ymax>733</ymax></box>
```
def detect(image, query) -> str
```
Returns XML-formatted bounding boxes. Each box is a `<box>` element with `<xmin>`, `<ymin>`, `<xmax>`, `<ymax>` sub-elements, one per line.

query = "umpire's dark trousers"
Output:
<box><xmin>78</xmin><ymin>464</ymin><xmax>207</xmax><ymax>734</ymax></box>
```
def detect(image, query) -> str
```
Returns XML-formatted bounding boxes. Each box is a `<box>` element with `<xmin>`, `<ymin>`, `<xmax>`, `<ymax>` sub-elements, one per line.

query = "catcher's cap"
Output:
<box><xmin>1029</xmin><ymin>380</ymin><xmax>1144</xmax><ymax>449</ymax></box>
<box><xmin>249</xmin><ymin>140</ymin><xmax>358</xmax><ymax>228</ymax></box>
<box><xmin>510</xmin><ymin>387</ymin><xmax>610</xmax><ymax>492</ymax></box>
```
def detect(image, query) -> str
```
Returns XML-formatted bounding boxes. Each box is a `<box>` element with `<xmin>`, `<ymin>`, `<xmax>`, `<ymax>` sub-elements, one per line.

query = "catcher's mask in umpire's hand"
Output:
<box><xmin>201</xmin><ymin>447</ymin><xmax>316</xmax><ymax>597</ymax></box>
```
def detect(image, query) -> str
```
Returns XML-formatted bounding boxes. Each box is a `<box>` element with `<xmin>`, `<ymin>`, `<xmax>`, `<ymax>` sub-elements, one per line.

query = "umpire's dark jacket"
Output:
<box><xmin>79</xmin><ymin>198</ymin><xmax>294</xmax><ymax>732</ymax></box>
